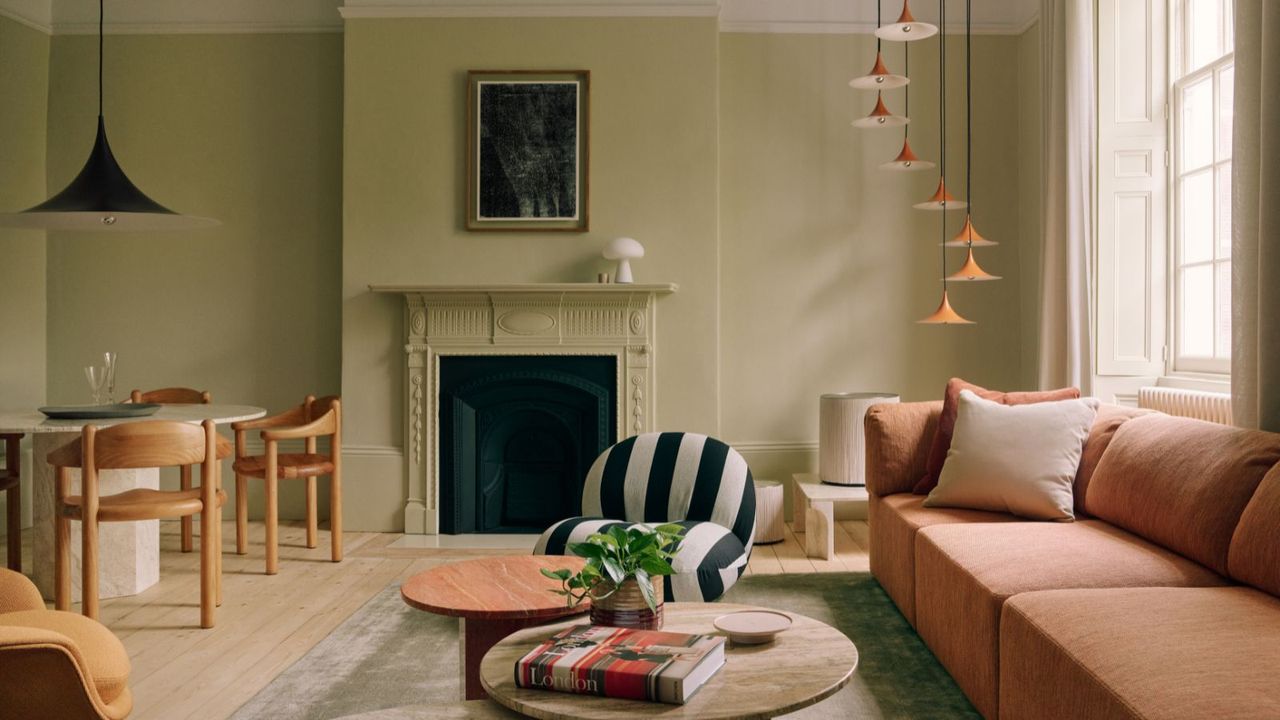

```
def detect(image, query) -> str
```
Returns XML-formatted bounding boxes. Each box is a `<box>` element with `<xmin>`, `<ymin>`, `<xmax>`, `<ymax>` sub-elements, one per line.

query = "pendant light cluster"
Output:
<box><xmin>0</xmin><ymin>0</ymin><xmax>217</xmax><ymax>231</ymax></box>
<box><xmin>851</xmin><ymin>0</ymin><xmax>998</xmax><ymax>324</ymax></box>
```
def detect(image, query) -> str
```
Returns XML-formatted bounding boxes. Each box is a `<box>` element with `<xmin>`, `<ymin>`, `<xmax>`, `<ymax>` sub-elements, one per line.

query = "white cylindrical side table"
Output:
<box><xmin>819</xmin><ymin>392</ymin><xmax>900</xmax><ymax>486</ymax></box>
<box><xmin>753</xmin><ymin>479</ymin><xmax>785</xmax><ymax>544</ymax></box>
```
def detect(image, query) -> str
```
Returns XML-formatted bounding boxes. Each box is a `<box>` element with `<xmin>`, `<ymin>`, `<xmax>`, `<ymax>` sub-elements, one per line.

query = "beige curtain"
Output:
<box><xmin>1038</xmin><ymin>0</ymin><xmax>1094</xmax><ymax>394</ymax></box>
<box><xmin>1232</xmin><ymin>0</ymin><xmax>1280</xmax><ymax>431</ymax></box>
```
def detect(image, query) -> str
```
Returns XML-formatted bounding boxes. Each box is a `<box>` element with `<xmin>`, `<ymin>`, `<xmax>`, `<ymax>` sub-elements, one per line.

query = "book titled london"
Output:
<box><xmin>513</xmin><ymin>624</ymin><xmax>726</xmax><ymax>704</ymax></box>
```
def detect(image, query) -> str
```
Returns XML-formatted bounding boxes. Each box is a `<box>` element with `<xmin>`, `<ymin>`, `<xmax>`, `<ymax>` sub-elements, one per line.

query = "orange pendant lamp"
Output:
<box><xmin>945</xmin><ymin>0</ymin><xmax>1000</xmax><ymax>282</ymax></box>
<box><xmin>876</xmin><ymin>0</ymin><xmax>938</xmax><ymax>42</ymax></box>
<box><xmin>852</xmin><ymin>92</ymin><xmax>910</xmax><ymax>128</ymax></box>
<box><xmin>944</xmin><ymin>214</ymin><xmax>997</xmax><ymax>246</ymax></box>
<box><xmin>882</xmin><ymin>42</ymin><xmax>935</xmax><ymax>171</ymax></box>
<box><xmin>851</xmin><ymin>3</ymin><xmax>909</xmax><ymax>89</ymax></box>
<box><xmin>913</xmin><ymin>177</ymin><xmax>968</xmax><ymax>210</ymax></box>
<box><xmin>919</xmin><ymin>0</ymin><xmax>971</xmax><ymax>325</ymax></box>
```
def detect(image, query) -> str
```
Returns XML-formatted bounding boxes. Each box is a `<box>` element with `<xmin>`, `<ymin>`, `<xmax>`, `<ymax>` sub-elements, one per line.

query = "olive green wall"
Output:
<box><xmin>1018</xmin><ymin>21</ymin><xmax>1044</xmax><ymax>390</ymax></box>
<box><xmin>719</xmin><ymin>32</ymin><xmax>1033</xmax><ymax>479</ymax></box>
<box><xmin>43</xmin><ymin>32</ymin><xmax>344</xmax><ymax>518</ymax></box>
<box><xmin>341</xmin><ymin>17</ymin><xmax>722</xmax><ymax>531</ymax></box>
<box><xmin>0</xmin><ymin>14</ymin><xmax>49</xmax><ymax>529</ymax></box>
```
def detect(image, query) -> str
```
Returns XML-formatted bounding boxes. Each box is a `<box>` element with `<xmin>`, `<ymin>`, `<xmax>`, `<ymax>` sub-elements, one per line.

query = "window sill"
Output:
<box><xmin>1156</xmin><ymin>374</ymin><xmax>1231</xmax><ymax>394</ymax></box>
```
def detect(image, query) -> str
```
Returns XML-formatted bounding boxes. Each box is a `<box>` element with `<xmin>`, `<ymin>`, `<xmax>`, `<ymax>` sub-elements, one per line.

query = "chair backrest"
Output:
<box><xmin>580</xmin><ymin>432</ymin><xmax>755</xmax><ymax>548</ymax></box>
<box><xmin>131</xmin><ymin>387</ymin><xmax>211</xmax><ymax>404</ymax></box>
<box><xmin>85</xmin><ymin>420</ymin><xmax>213</xmax><ymax>471</ymax></box>
<box><xmin>306</xmin><ymin>395</ymin><xmax>341</xmax><ymax>426</ymax></box>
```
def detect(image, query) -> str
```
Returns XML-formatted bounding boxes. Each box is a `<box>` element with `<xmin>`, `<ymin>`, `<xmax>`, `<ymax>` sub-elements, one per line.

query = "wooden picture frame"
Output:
<box><xmin>466</xmin><ymin>70</ymin><xmax>591</xmax><ymax>232</ymax></box>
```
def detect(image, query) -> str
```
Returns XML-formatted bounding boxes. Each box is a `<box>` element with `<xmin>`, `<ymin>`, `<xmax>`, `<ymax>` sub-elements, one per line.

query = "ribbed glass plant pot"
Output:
<box><xmin>589</xmin><ymin>576</ymin><xmax>665</xmax><ymax>630</ymax></box>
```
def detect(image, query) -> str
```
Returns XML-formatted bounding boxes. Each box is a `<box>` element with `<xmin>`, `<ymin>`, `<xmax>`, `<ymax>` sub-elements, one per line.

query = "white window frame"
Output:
<box><xmin>1168</xmin><ymin>0</ymin><xmax>1233</xmax><ymax>377</ymax></box>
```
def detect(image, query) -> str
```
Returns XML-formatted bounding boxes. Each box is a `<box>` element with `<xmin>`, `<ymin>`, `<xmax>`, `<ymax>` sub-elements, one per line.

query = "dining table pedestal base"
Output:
<box><xmin>31</xmin><ymin>431</ymin><xmax>161</xmax><ymax>602</ymax></box>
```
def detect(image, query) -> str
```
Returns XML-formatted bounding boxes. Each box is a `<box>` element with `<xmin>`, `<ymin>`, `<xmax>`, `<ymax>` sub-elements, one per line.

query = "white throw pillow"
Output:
<box><xmin>923</xmin><ymin>389</ymin><xmax>1099</xmax><ymax>521</ymax></box>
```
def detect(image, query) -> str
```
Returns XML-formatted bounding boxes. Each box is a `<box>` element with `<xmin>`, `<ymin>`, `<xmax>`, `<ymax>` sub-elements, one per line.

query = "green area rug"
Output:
<box><xmin>231</xmin><ymin>573</ymin><xmax>977</xmax><ymax>719</ymax></box>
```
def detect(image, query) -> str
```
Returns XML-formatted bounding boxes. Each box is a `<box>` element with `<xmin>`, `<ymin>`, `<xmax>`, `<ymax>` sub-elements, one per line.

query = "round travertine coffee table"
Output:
<box><xmin>401</xmin><ymin>555</ymin><xmax>588</xmax><ymax>701</ymax></box>
<box><xmin>479</xmin><ymin>602</ymin><xmax>858</xmax><ymax>720</ymax></box>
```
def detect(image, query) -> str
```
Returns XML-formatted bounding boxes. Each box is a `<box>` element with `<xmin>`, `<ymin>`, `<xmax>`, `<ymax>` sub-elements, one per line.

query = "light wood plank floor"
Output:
<box><xmin>1</xmin><ymin>518</ymin><xmax>868</xmax><ymax>719</ymax></box>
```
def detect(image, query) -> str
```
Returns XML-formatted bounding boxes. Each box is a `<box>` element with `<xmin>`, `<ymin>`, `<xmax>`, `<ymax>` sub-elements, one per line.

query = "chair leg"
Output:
<box><xmin>55</xmin><ymin>508</ymin><xmax>70</xmax><ymax>612</ymax></box>
<box><xmin>305</xmin><ymin>476</ymin><xmax>317</xmax><ymax>549</ymax></box>
<box><xmin>235</xmin><ymin>473</ymin><xmax>248</xmax><ymax>555</ymax></box>
<box><xmin>82</xmin><ymin>510</ymin><xmax>99</xmax><ymax>621</ymax></box>
<box><xmin>330</xmin><ymin>468</ymin><xmax>342</xmax><ymax>563</ymax></box>
<box><xmin>265</xmin><ymin>476</ymin><xmax>279</xmax><ymax>575</ymax></box>
<box><xmin>180</xmin><ymin>465</ymin><xmax>193</xmax><ymax>553</ymax></box>
<box><xmin>5</xmin><ymin>485</ymin><xmax>19</xmax><ymax>572</ymax></box>
<box><xmin>216</xmin><ymin>501</ymin><xmax>224</xmax><ymax>607</ymax></box>
<box><xmin>200</xmin><ymin>507</ymin><xmax>215</xmax><ymax>628</ymax></box>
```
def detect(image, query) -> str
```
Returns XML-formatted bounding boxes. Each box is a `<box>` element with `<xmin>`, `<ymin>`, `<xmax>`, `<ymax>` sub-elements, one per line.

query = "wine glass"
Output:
<box><xmin>84</xmin><ymin>366</ymin><xmax>107</xmax><ymax>406</ymax></box>
<box><xmin>103</xmin><ymin>352</ymin><xmax>118</xmax><ymax>404</ymax></box>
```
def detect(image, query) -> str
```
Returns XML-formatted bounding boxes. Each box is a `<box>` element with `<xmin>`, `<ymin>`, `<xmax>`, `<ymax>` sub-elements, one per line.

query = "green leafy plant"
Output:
<box><xmin>541</xmin><ymin>524</ymin><xmax>685</xmax><ymax>612</ymax></box>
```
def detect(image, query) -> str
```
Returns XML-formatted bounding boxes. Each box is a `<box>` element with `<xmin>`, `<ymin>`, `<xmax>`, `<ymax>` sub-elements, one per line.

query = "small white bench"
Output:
<box><xmin>791</xmin><ymin>473</ymin><xmax>869</xmax><ymax>560</ymax></box>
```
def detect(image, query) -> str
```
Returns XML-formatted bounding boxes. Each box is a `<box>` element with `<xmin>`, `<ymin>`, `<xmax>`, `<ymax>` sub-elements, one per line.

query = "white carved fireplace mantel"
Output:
<box><xmin>369</xmin><ymin>283</ymin><xmax>677</xmax><ymax>534</ymax></box>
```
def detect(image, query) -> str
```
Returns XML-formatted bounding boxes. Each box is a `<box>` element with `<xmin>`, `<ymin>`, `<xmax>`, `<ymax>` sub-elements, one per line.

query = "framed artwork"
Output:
<box><xmin>466</xmin><ymin>70</ymin><xmax>590</xmax><ymax>232</ymax></box>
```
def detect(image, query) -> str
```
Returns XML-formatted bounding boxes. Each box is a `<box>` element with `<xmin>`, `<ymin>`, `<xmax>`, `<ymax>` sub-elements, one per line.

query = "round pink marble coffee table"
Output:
<box><xmin>401</xmin><ymin>555</ymin><xmax>588</xmax><ymax>700</ymax></box>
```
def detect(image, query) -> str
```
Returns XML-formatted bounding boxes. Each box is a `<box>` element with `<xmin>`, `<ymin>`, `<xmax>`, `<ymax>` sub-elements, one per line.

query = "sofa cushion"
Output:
<box><xmin>868</xmin><ymin>493</ymin><xmax>1017</xmax><ymax>626</ymax></box>
<box><xmin>0</xmin><ymin>609</ymin><xmax>131</xmax><ymax>705</ymax></box>
<box><xmin>1085</xmin><ymin>413</ymin><xmax>1280</xmax><ymax>575</ymax></box>
<box><xmin>914</xmin><ymin>378</ymin><xmax>1079</xmax><ymax>494</ymax></box>
<box><xmin>1229</xmin><ymin>463</ymin><xmax>1280</xmax><ymax>596</ymax></box>
<box><xmin>1001</xmin><ymin>587</ymin><xmax>1280</xmax><ymax>720</ymax></box>
<box><xmin>1072</xmin><ymin>404</ymin><xmax>1154</xmax><ymax>516</ymax></box>
<box><xmin>924</xmin><ymin>391</ymin><xmax>1098</xmax><ymax>521</ymax></box>
<box><xmin>913</xmin><ymin>520</ymin><xmax>1227</xmax><ymax>720</ymax></box>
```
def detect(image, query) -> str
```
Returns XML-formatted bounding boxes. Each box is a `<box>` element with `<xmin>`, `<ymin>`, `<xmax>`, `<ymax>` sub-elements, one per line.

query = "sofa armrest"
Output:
<box><xmin>864</xmin><ymin>400</ymin><xmax>942</xmax><ymax>497</ymax></box>
<box><xmin>0</xmin><ymin>569</ymin><xmax>44</xmax><ymax>614</ymax></box>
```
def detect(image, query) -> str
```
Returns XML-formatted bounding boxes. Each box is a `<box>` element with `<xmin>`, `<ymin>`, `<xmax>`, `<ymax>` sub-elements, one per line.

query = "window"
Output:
<box><xmin>1171</xmin><ymin>0</ymin><xmax>1234</xmax><ymax>374</ymax></box>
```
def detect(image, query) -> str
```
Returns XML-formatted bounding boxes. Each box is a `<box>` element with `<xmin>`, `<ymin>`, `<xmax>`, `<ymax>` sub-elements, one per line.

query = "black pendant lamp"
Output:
<box><xmin>0</xmin><ymin>0</ymin><xmax>217</xmax><ymax>231</ymax></box>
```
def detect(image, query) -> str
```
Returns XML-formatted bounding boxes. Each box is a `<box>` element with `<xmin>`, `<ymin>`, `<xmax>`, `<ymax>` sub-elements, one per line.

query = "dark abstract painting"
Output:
<box><xmin>467</xmin><ymin>71</ymin><xmax>589</xmax><ymax>231</ymax></box>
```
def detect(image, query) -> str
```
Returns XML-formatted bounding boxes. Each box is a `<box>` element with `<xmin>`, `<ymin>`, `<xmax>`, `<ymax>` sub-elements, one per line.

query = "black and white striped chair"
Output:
<box><xmin>534</xmin><ymin>432</ymin><xmax>755</xmax><ymax>602</ymax></box>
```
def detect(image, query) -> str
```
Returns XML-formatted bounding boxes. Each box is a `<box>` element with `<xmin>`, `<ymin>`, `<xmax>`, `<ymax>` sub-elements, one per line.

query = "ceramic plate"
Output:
<box><xmin>39</xmin><ymin>403</ymin><xmax>162</xmax><ymax>420</ymax></box>
<box><xmin>713</xmin><ymin>609</ymin><xmax>793</xmax><ymax>645</ymax></box>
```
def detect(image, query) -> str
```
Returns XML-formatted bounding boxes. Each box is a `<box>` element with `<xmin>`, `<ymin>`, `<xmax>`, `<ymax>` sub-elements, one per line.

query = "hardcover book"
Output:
<box><xmin>514</xmin><ymin>624</ymin><xmax>726</xmax><ymax>704</ymax></box>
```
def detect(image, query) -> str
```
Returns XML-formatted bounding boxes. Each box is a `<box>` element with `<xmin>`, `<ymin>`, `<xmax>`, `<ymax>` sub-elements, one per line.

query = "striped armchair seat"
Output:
<box><xmin>534</xmin><ymin>432</ymin><xmax>756</xmax><ymax>602</ymax></box>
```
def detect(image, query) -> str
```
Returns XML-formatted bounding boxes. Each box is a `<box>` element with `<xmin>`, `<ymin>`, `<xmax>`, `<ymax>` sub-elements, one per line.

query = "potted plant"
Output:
<box><xmin>541</xmin><ymin>524</ymin><xmax>684</xmax><ymax>630</ymax></box>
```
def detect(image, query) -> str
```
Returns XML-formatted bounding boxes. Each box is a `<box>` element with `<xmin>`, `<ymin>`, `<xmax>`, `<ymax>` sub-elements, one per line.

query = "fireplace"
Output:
<box><xmin>439</xmin><ymin>355</ymin><xmax>617</xmax><ymax>533</ymax></box>
<box><xmin>370</xmin><ymin>283</ymin><xmax>676</xmax><ymax>534</ymax></box>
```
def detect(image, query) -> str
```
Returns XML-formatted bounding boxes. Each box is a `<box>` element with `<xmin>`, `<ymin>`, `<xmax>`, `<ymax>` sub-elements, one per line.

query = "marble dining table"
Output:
<box><xmin>0</xmin><ymin>403</ymin><xmax>265</xmax><ymax>601</ymax></box>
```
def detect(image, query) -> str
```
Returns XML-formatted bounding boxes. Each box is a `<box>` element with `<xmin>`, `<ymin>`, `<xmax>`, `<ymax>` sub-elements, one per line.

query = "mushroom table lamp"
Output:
<box><xmin>604</xmin><ymin>237</ymin><xmax>645</xmax><ymax>284</ymax></box>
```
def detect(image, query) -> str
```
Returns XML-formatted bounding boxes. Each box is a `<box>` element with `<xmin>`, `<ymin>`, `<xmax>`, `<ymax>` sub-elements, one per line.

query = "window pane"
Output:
<box><xmin>1188</xmin><ymin>0</ymin><xmax>1222</xmax><ymax>71</ymax></box>
<box><xmin>1181</xmin><ymin>78</ymin><xmax>1214</xmax><ymax>170</ymax></box>
<box><xmin>1218</xmin><ymin>65</ymin><xmax>1234</xmax><ymax>160</ymax></box>
<box><xmin>1217</xmin><ymin>163</ymin><xmax>1232</xmax><ymax>258</ymax></box>
<box><xmin>1182</xmin><ymin>170</ymin><xmax>1214</xmax><ymax>264</ymax></box>
<box><xmin>1224</xmin><ymin>0</ymin><xmax>1234</xmax><ymax>53</ymax></box>
<box><xmin>1182</xmin><ymin>265</ymin><xmax>1214</xmax><ymax>357</ymax></box>
<box><xmin>1216</xmin><ymin>261</ymin><xmax>1233</xmax><ymax>358</ymax></box>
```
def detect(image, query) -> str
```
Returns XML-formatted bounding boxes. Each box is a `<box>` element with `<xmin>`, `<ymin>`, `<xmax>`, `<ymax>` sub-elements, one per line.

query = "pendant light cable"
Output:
<box><xmin>98</xmin><ymin>0</ymin><xmax>103</xmax><ymax>117</ymax></box>
<box><xmin>938</xmin><ymin>0</ymin><xmax>947</xmax><ymax>290</ymax></box>
<box><xmin>965</xmin><ymin>0</ymin><xmax>972</xmax><ymax>244</ymax></box>
<box><xmin>904</xmin><ymin>42</ymin><xmax>910</xmax><ymax>136</ymax></box>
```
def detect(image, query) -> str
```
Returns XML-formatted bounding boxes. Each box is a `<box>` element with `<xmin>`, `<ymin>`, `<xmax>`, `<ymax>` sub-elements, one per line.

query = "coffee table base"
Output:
<box><xmin>460</xmin><ymin>616</ymin><xmax>553</xmax><ymax>700</ymax></box>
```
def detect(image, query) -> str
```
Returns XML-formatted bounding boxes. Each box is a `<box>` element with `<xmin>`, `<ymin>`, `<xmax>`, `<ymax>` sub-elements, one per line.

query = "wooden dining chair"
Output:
<box><xmin>232</xmin><ymin>395</ymin><xmax>342</xmax><ymax>575</ymax></box>
<box><xmin>129</xmin><ymin>388</ymin><xmax>223</xmax><ymax>554</ymax></box>
<box><xmin>49</xmin><ymin>420</ymin><xmax>224</xmax><ymax>628</ymax></box>
<box><xmin>1</xmin><ymin>433</ymin><xmax>22</xmax><ymax>571</ymax></box>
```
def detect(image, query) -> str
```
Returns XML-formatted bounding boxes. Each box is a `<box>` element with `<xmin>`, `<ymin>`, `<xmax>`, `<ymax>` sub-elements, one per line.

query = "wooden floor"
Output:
<box><xmin>1</xmin><ymin>518</ymin><xmax>869</xmax><ymax>720</ymax></box>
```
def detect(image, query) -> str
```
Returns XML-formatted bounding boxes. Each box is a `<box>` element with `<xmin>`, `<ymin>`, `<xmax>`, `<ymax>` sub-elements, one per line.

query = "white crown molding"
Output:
<box><xmin>720</xmin><ymin>0</ymin><xmax>1038</xmax><ymax>36</ymax></box>
<box><xmin>47</xmin><ymin>0</ymin><xmax>342</xmax><ymax>35</ymax></box>
<box><xmin>339</xmin><ymin>0</ymin><xmax>719</xmax><ymax>20</ymax></box>
<box><xmin>0</xmin><ymin>0</ymin><xmax>53</xmax><ymax>32</ymax></box>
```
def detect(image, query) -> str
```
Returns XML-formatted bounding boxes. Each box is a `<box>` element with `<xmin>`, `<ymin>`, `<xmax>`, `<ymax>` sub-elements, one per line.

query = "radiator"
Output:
<box><xmin>1137</xmin><ymin>387</ymin><xmax>1233</xmax><ymax>425</ymax></box>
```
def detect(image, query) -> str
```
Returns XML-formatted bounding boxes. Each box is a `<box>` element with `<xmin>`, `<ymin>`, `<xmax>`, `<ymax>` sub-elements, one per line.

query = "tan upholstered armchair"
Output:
<box><xmin>0</xmin><ymin>568</ymin><xmax>132</xmax><ymax>719</ymax></box>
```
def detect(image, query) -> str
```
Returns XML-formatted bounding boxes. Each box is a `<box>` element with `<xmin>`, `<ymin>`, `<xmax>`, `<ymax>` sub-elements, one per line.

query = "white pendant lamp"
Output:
<box><xmin>876</xmin><ymin>0</ymin><xmax>938</xmax><ymax>42</ymax></box>
<box><xmin>0</xmin><ymin>0</ymin><xmax>218</xmax><ymax>231</ymax></box>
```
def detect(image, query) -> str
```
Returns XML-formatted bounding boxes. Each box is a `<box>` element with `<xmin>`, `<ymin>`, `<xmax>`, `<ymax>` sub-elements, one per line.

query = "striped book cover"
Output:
<box><xmin>514</xmin><ymin>624</ymin><xmax>726</xmax><ymax>704</ymax></box>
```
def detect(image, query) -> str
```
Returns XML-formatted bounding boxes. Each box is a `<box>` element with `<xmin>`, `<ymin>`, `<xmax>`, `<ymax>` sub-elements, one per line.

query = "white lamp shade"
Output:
<box><xmin>819</xmin><ymin>392</ymin><xmax>900</xmax><ymax>486</ymax></box>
